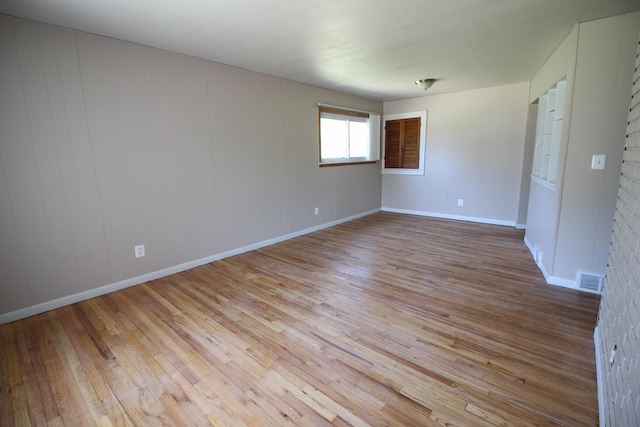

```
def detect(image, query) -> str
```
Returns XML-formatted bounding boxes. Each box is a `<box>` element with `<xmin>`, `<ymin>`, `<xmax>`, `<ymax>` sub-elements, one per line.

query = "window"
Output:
<box><xmin>318</xmin><ymin>105</ymin><xmax>380</xmax><ymax>166</ymax></box>
<box><xmin>382</xmin><ymin>111</ymin><xmax>427</xmax><ymax>175</ymax></box>
<box><xmin>531</xmin><ymin>77</ymin><xmax>566</xmax><ymax>188</ymax></box>
<box><xmin>385</xmin><ymin>117</ymin><xmax>420</xmax><ymax>169</ymax></box>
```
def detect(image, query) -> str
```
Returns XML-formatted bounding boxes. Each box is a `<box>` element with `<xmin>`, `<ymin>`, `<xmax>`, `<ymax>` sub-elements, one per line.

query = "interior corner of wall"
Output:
<box><xmin>529</xmin><ymin>25</ymin><xmax>579</xmax><ymax>103</ymax></box>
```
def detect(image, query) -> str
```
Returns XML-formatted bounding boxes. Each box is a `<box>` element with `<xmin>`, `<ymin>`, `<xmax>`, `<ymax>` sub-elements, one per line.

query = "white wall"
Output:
<box><xmin>381</xmin><ymin>83</ymin><xmax>530</xmax><ymax>225</ymax></box>
<box><xmin>0</xmin><ymin>15</ymin><xmax>382</xmax><ymax>321</ymax></box>
<box><xmin>526</xmin><ymin>13</ymin><xmax>640</xmax><ymax>287</ymax></box>
<box><xmin>525</xmin><ymin>26</ymin><xmax>579</xmax><ymax>278</ymax></box>
<box><xmin>529</xmin><ymin>25</ymin><xmax>579</xmax><ymax>103</ymax></box>
<box><xmin>554</xmin><ymin>13</ymin><xmax>640</xmax><ymax>280</ymax></box>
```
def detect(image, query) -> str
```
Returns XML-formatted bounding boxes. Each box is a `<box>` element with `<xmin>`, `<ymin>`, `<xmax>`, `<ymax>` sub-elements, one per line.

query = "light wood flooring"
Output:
<box><xmin>1</xmin><ymin>213</ymin><xmax>601</xmax><ymax>426</ymax></box>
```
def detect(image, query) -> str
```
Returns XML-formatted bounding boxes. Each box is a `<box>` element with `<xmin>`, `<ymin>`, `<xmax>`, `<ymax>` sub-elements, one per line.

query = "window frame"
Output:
<box><xmin>381</xmin><ymin>111</ymin><xmax>427</xmax><ymax>175</ymax></box>
<box><xmin>318</xmin><ymin>105</ymin><xmax>380</xmax><ymax>167</ymax></box>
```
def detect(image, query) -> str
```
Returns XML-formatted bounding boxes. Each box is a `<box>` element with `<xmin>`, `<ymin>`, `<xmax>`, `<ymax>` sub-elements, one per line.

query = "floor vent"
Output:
<box><xmin>577</xmin><ymin>271</ymin><xmax>604</xmax><ymax>293</ymax></box>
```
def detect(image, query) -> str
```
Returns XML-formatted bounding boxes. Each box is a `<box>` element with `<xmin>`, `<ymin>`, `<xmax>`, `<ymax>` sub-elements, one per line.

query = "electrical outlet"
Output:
<box><xmin>134</xmin><ymin>244</ymin><xmax>145</xmax><ymax>258</ymax></box>
<box><xmin>457</xmin><ymin>199</ymin><xmax>464</xmax><ymax>207</ymax></box>
<box><xmin>314</xmin><ymin>207</ymin><xmax>319</xmax><ymax>216</ymax></box>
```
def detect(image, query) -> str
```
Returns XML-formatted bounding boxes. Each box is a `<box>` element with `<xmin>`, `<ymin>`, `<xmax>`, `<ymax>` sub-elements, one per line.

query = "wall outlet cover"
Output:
<box><xmin>134</xmin><ymin>245</ymin><xmax>145</xmax><ymax>258</ymax></box>
<box><xmin>591</xmin><ymin>154</ymin><xmax>606</xmax><ymax>170</ymax></box>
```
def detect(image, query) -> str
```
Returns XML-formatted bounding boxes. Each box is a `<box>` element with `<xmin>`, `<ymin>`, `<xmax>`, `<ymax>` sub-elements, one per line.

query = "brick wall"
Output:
<box><xmin>598</xmin><ymin>34</ymin><xmax>640</xmax><ymax>426</ymax></box>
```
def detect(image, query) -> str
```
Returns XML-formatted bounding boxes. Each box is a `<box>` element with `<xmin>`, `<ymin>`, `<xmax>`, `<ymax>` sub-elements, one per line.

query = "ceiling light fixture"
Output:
<box><xmin>415</xmin><ymin>78</ymin><xmax>436</xmax><ymax>91</ymax></box>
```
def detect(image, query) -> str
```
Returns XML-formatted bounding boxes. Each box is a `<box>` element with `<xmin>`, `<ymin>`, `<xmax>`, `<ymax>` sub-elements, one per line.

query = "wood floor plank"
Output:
<box><xmin>2</xmin><ymin>323</ymin><xmax>33</xmax><ymax>426</ymax></box>
<box><xmin>31</xmin><ymin>313</ymin><xmax>91</xmax><ymax>426</ymax></box>
<box><xmin>19</xmin><ymin>317</ymin><xmax>60</xmax><ymax>425</ymax></box>
<box><xmin>46</xmin><ymin>310</ymin><xmax>112</xmax><ymax>426</ymax></box>
<box><xmin>0</xmin><ymin>213</ymin><xmax>601</xmax><ymax>426</ymax></box>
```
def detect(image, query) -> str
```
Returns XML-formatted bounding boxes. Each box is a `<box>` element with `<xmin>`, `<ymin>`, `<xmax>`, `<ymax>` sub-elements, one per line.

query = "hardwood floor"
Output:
<box><xmin>1</xmin><ymin>213</ymin><xmax>601</xmax><ymax>426</ymax></box>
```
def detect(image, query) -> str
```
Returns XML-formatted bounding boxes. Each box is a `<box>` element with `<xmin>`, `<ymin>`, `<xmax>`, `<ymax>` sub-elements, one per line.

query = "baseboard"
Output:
<box><xmin>594</xmin><ymin>326</ymin><xmax>606</xmax><ymax>427</ymax></box>
<box><xmin>545</xmin><ymin>274</ymin><xmax>577</xmax><ymax>289</ymax></box>
<box><xmin>533</xmin><ymin>255</ymin><xmax>602</xmax><ymax>294</ymax></box>
<box><xmin>523</xmin><ymin>235</ymin><xmax>533</xmax><ymax>255</ymax></box>
<box><xmin>523</xmin><ymin>237</ymin><xmax>602</xmax><ymax>295</ymax></box>
<box><xmin>0</xmin><ymin>209</ymin><xmax>380</xmax><ymax>325</ymax></box>
<box><xmin>380</xmin><ymin>207</ymin><xmax>516</xmax><ymax>227</ymax></box>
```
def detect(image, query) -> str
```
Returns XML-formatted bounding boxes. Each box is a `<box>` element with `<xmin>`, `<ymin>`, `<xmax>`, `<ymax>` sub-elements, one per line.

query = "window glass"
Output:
<box><xmin>348</xmin><ymin>120</ymin><xmax>369</xmax><ymax>158</ymax></box>
<box><xmin>320</xmin><ymin>118</ymin><xmax>348</xmax><ymax>159</ymax></box>
<box><xmin>318</xmin><ymin>106</ymin><xmax>380</xmax><ymax>166</ymax></box>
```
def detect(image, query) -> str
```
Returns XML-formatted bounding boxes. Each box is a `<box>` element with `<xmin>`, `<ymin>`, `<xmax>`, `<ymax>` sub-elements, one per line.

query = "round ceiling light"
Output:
<box><xmin>415</xmin><ymin>78</ymin><xmax>436</xmax><ymax>90</ymax></box>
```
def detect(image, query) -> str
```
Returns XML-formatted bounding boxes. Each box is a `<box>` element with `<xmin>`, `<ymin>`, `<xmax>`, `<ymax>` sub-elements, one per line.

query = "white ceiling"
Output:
<box><xmin>2</xmin><ymin>0</ymin><xmax>640</xmax><ymax>101</ymax></box>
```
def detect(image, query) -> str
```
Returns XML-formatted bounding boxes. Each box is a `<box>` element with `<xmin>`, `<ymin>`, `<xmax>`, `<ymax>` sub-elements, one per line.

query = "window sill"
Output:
<box><xmin>319</xmin><ymin>161</ymin><xmax>378</xmax><ymax>167</ymax></box>
<box><xmin>382</xmin><ymin>168</ymin><xmax>425</xmax><ymax>175</ymax></box>
<box><xmin>530</xmin><ymin>175</ymin><xmax>558</xmax><ymax>191</ymax></box>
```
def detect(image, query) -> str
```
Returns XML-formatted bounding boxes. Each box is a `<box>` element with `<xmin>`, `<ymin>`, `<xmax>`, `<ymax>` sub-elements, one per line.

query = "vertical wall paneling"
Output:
<box><xmin>206</xmin><ymin>62</ymin><xmax>249</xmax><ymax>250</ymax></box>
<box><xmin>524</xmin><ymin>27</ymin><xmax>579</xmax><ymax>284</ymax></box>
<box><xmin>3</xmin><ymin>18</ymin><xmax>60</xmax><ymax>304</ymax></box>
<box><xmin>52</xmin><ymin>25</ymin><xmax>111</xmax><ymax>293</ymax></box>
<box><xmin>109</xmin><ymin>40</ymin><xmax>148</xmax><ymax>276</ymax></box>
<box><xmin>125</xmin><ymin>43</ymin><xmax>162</xmax><ymax>271</ymax></box>
<box><xmin>525</xmin><ymin>13</ymin><xmax>639</xmax><ymax>288</ymax></box>
<box><xmin>206</xmin><ymin>63</ymin><xmax>289</xmax><ymax>250</ymax></box>
<box><xmin>381</xmin><ymin>83</ymin><xmax>529</xmax><ymax>225</ymax></box>
<box><xmin>0</xmin><ymin>15</ymin><xmax>382</xmax><ymax>320</ymax></box>
<box><xmin>449</xmin><ymin>84</ymin><xmax>527</xmax><ymax>219</ymax></box>
<box><xmin>335</xmin><ymin>163</ymin><xmax>382</xmax><ymax>220</ymax></box>
<box><xmin>76</xmin><ymin>33</ymin><xmax>127</xmax><ymax>283</ymax></box>
<box><xmin>281</xmin><ymin>81</ymin><xmax>328</xmax><ymax>231</ymax></box>
<box><xmin>516</xmin><ymin>103</ymin><xmax>539</xmax><ymax>227</ymax></box>
<box><xmin>148</xmin><ymin>48</ymin><xmax>191</xmax><ymax>267</ymax></box>
<box><xmin>171</xmin><ymin>54</ymin><xmax>218</xmax><ymax>260</ymax></box>
<box><xmin>0</xmin><ymin>16</ymin><xmax>32</xmax><ymax>312</ymax></box>
<box><xmin>554</xmin><ymin>15</ymin><xmax>634</xmax><ymax>280</ymax></box>
<box><xmin>33</xmin><ymin>23</ymin><xmax>83</xmax><ymax>297</ymax></box>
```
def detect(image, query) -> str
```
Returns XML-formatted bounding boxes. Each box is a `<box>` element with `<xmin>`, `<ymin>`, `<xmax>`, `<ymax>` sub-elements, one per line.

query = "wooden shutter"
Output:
<box><xmin>401</xmin><ymin>117</ymin><xmax>420</xmax><ymax>169</ymax></box>
<box><xmin>384</xmin><ymin>120</ymin><xmax>401</xmax><ymax>168</ymax></box>
<box><xmin>384</xmin><ymin>117</ymin><xmax>420</xmax><ymax>169</ymax></box>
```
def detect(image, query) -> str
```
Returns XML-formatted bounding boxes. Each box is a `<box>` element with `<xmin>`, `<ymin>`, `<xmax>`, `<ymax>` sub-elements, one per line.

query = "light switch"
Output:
<box><xmin>591</xmin><ymin>155</ymin><xmax>606</xmax><ymax>170</ymax></box>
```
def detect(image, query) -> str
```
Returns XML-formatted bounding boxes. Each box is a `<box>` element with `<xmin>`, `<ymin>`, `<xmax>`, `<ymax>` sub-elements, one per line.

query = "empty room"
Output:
<box><xmin>1</xmin><ymin>1</ymin><xmax>640</xmax><ymax>426</ymax></box>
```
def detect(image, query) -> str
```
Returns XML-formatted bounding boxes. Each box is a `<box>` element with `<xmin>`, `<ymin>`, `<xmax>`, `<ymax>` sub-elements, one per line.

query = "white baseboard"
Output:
<box><xmin>523</xmin><ymin>235</ymin><xmax>536</xmax><ymax>260</ymax></box>
<box><xmin>523</xmin><ymin>237</ymin><xmax>601</xmax><ymax>294</ymax></box>
<box><xmin>545</xmin><ymin>274</ymin><xmax>604</xmax><ymax>295</ymax></box>
<box><xmin>380</xmin><ymin>207</ymin><xmax>516</xmax><ymax>227</ymax></box>
<box><xmin>545</xmin><ymin>274</ymin><xmax>578</xmax><ymax>289</ymax></box>
<box><xmin>594</xmin><ymin>326</ymin><xmax>606</xmax><ymax>427</ymax></box>
<box><xmin>0</xmin><ymin>209</ymin><xmax>380</xmax><ymax>325</ymax></box>
<box><xmin>533</xmin><ymin>256</ymin><xmax>601</xmax><ymax>294</ymax></box>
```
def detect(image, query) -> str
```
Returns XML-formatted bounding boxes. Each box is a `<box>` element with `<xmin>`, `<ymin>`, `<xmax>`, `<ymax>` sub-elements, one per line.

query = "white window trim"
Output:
<box><xmin>318</xmin><ymin>104</ymin><xmax>380</xmax><ymax>166</ymax></box>
<box><xmin>381</xmin><ymin>111</ymin><xmax>427</xmax><ymax>175</ymax></box>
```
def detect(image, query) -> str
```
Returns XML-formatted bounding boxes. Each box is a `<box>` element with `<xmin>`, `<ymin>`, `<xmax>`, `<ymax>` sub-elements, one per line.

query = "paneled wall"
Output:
<box><xmin>597</xmin><ymin>31</ymin><xmax>640</xmax><ymax>426</ymax></box>
<box><xmin>554</xmin><ymin>14</ymin><xmax>640</xmax><ymax>281</ymax></box>
<box><xmin>525</xmin><ymin>13</ymin><xmax>640</xmax><ymax>289</ymax></box>
<box><xmin>0</xmin><ymin>15</ymin><xmax>382</xmax><ymax>320</ymax></box>
<box><xmin>381</xmin><ymin>83</ymin><xmax>530</xmax><ymax>225</ymax></box>
<box><xmin>524</xmin><ymin>27</ymin><xmax>578</xmax><ymax>281</ymax></box>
